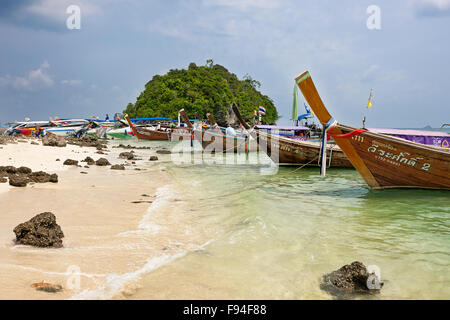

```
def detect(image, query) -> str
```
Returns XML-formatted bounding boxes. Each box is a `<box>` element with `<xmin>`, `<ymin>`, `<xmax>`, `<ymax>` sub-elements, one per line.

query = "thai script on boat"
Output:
<box><xmin>371</xmin><ymin>140</ymin><xmax>396</xmax><ymax>151</ymax></box>
<box><xmin>368</xmin><ymin>143</ymin><xmax>431</xmax><ymax>171</ymax></box>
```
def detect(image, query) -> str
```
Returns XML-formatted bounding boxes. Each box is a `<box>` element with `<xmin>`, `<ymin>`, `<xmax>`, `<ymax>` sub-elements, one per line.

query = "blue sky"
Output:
<box><xmin>0</xmin><ymin>0</ymin><xmax>449</xmax><ymax>127</ymax></box>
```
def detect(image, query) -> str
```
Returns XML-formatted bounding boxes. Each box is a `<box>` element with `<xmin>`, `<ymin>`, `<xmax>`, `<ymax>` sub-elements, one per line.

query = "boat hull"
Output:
<box><xmin>335</xmin><ymin>125</ymin><xmax>450</xmax><ymax>189</ymax></box>
<box><xmin>193</xmin><ymin>129</ymin><xmax>259</xmax><ymax>153</ymax></box>
<box><xmin>257</xmin><ymin>131</ymin><xmax>352</xmax><ymax>167</ymax></box>
<box><xmin>134</xmin><ymin>127</ymin><xmax>170</xmax><ymax>141</ymax></box>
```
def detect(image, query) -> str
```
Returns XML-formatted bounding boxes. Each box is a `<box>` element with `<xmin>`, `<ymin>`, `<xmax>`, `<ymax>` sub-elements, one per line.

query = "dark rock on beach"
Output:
<box><xmin>66</xmin><ymin>135</ymin><xmax>106</xmax><ymax>149</ymax></box>
<box><xmin>156</xmin><ymin>149</ymin><xmax>171</xmax><ymax>155</ymax></box>
<box><xmin>95</xmin><ymin>158</ymin><xmax>110</xmax><ymax>166</ymax></box>
<box><xmin>321</xmin><ymin>261</ymin><xmax>383</xmax><ymax>297</ymax></box>
<box><xmin>119</xmin><ymin>152</ymin><xmax>134</xmax><ymax>160</ymax></box>
<box><xmin>32</xmin><ymin>282</ymin><xmax>63</xmax><ymax>293</ymax></box>
<box><xmin>28</xmin><ymin>171</ymin><xmax>58</xmax><ymax>183</ymax></box>
<box><xmin>9</xmin><ymin>174</ymin><xmax>28</xmax><ymax>187</ymax></box>
<box><xmin>63</xmin><ymin>159</ymin><xmax>78</xmax><ymax>166</ymax></box>
<box><xmin>42</xmin><ymin>134</ymin><xmax>66</xmax><ymax>147</ymax></box>
<box><xmin>81</xmin><ymin>156</ymin><xmax>95</xmax><ymax>165</ymax></box>
<box><xmin>13</xmin><ymin>212</ymin><xmax>64</xmax><ymax>248</ymax></box>
<box><xmin>111</xmin><ymin>164</ymin><xmax>125</xmax><ymax>170</ymax></box>
<box><xmin>17</xmin><ymin>166</ymin><xmax>32</xmax><ymax>174</ymax></box>
<box><xmin>1</xmin><ymin>166</ymin><xmax>58</xmax><ymax>187</ymax></box>
<box><xmin>0</xmin><ymin>177</ymin><xmax>7</xmax><ymax>183</ymax></box>
<box><xmin>113</xmin><ymin>144</ymin><xmax>151</xmax><ymax>150</ymax></box>
<box><xmin>0</xmin><ymin>166</ymin><xmax>17</xmax><ymax>174</ymax></box>
<box><xmin>149</xmin><ymin>156</ymin><xmax>159</xmax><ymax>161</ymax></box>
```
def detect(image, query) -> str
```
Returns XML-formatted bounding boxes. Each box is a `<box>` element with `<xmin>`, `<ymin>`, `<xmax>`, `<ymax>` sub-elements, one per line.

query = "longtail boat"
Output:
<box><xmin>125</xmin><ymin>115</ymin><xmax>190</xmax><ymax>141</ymax></box>
<box><xmin>179</xmin><ymin>109</ymin><xmax>258</xmax><ymax>153</ymax></box>
<box><xmin>296</xmin><ymin>70</ymin><xmax>450</xmax><ymax>190</ymax></box>
<box><xmin>231</xmin><ymin>104</ymin><xmax>352</xmax><ymax>167</ymax></box>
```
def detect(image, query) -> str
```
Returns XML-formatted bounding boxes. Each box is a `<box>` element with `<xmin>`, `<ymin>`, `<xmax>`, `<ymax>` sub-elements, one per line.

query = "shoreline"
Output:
<box><xmin>0</xmin><ymin>137</ymin><xmax>201</xmax><ymax>300</ymax></box>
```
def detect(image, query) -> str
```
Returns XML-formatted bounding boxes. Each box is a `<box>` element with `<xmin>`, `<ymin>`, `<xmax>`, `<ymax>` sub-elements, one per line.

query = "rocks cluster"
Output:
<box><xmin>63</xmin><ymin>157</ymin><xmax>110</xmax><ymax>167</ymax></box>
<box><xmin>65</xmin><ymin>135</ymin><xmax>106</xmax><ymax>150</ymax></box>
<box><xmin>0</xmin><ymin>166</ymin><xmax>58</xmax><ymax>187</ymax></box>
<box><xmin>0</xmin><ymin>136</ymin><xmax>18</xmax><ymax>145</ymax></box>
<box><xmin>156</xmin><ymin>149</ymin><xmax>171</xmax><ymax>155</ymax></box>
<box><xmin>42</xmin><ymin>134</ymin><xmax>66</xmax><ymax>147</ymax></box>
<box><xmin>113</xmin><ymin>144</ymin><xmax>151</xmax><ymax>150</ymax></box>
<box><xmin>13</xmin><ymin>212</ymin><xmax>64</xmax><ymax>248</ymax></box>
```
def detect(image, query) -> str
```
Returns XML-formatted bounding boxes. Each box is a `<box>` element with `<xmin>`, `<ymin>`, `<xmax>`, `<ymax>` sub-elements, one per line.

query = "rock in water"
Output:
<box><xmin>13</xmin><ymin>212</ymin><xmax>64</xmax><ymax>248</ymax></box>
<box><xmin>149</xmin><ymin>156</ymin><xmax>158</xmax><ymax>161</ymax></box>
<box><xmin>321</xmin><ymin>261</ymin><xmax>383</xmax><ymax>296</ymax></box>
<box><xmin>95</xmin><ymin>158</ymin><xmax>110</xmax><ymax>166</ymax></box>
<box><xmin>111</xmin><ymin>164</ymin><xmax>125</xmax><ymax>170</ymax></box>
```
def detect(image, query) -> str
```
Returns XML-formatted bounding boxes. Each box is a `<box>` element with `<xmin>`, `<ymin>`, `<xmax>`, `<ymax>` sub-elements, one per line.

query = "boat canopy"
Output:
<box><xmin>256</xmin><ymin>125</ymin><xmax>310</xmax><ymax>131</ymax></box>
<box><xmin>368</xmin><ymin>128</ymin><xmax>450</xmax><ymax>137</ymax></box>
<box><xmin>368</xmin><ymin>128</ymin><xmax>450</xmax><ymax>148</ymax></box>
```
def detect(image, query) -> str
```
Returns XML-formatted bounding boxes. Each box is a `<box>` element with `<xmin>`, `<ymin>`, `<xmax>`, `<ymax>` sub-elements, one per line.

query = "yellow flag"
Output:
<box><xmin>367</xmin><ymin>89</ymin><xmax>373</xmax><ymax>108</ymax></box>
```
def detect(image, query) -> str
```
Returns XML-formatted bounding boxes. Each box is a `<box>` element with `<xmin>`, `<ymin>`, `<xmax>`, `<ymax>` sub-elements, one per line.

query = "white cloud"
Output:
<box><xmin>25</xmin><ymin>0</ymin><xmax>99</xmax><ymax>23</ymax></box>
<box><xmin>411</xmin><ymin>0</ymin><xmax>450</xmax><ymax>16</ymax></box>
<box><xmin>203</xmin><ymin>0</ymin><xmax>280</xmax><ymax>10</ymax></box>
<box><xmin>0</xmin><ymin>61</ymin><xmax>54</xmax><ymax>90</ymax></box>
<box><xmin>61</xmin><ymin>79</ymin><xmax>83</xmax><ymax>86</ymax></box>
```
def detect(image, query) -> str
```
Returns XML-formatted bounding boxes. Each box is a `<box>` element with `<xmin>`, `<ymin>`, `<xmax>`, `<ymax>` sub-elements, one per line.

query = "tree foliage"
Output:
<box><xmin>123</xmin><ymin>61</ymin><xmax>278</xmax><ymax>125</ymax></box>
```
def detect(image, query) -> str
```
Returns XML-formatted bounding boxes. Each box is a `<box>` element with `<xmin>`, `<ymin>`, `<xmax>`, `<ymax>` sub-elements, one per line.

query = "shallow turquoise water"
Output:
<box><xmin>115</xmin><ymin>139</ymin><xmax>450</xmax><ymax>299</ymax></box>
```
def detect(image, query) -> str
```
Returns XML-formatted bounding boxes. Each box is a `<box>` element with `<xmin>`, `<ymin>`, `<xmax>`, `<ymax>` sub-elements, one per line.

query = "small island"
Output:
<box><xmin>123</xmin><ymin>60</ymin><xmax>279</xmax><ymax>126</ymax></box>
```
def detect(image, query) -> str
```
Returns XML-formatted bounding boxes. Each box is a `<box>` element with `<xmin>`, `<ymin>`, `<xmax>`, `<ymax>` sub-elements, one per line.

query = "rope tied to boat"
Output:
<box><xmin>319</xmin><ymin>118</ymin><xmax>337</xmax><ymax>176</ymax></box>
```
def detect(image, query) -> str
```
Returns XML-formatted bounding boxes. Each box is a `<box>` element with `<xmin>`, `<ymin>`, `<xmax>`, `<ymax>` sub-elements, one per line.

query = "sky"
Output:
<box><xmin>0</xmin><ymin>0</ymin><xmax>449</xmax><ymax>128</ymax></box>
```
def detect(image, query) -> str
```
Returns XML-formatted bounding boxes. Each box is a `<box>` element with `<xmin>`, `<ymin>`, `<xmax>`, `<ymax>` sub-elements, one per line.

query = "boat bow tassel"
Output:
<box><xmin>327</xmin><ymin>128</ymin><xmax>366</xmax><ymax>140</ymax></box>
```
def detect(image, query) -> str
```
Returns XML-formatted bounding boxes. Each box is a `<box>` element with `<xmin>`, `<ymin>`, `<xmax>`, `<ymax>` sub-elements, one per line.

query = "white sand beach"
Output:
<box><xmin>0</xmin><ymin>138</ymin><xmax>210</xmax><ymax>299</ymax></box>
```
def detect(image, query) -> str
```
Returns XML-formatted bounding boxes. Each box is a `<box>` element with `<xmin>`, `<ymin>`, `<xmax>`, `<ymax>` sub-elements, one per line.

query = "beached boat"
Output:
<box><xmin>295</xmin><ymin>70</ymin><xmax>450</xmax><ymax>189</ymax></box>
<box><xmin>3</xmin><ymin>119</ymin><xmax>89</xmax><ymax>137</ymax></box>
<box><xmin>179</xmin><ymin>109</ymin><xmax>258</xmax><ymax>153</ymax></box>
<box><xmin>231</xmin><ymin>104</ymin><xmax>352</xmax><ymax>167</ymax></box>
<box><xmin>125</xmin><ymin>115</ymin><xmax>190</xmax><ymax>141</ymax></box>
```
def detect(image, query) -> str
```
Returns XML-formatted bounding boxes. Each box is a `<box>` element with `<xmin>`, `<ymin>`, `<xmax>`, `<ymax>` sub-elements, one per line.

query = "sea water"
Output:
<box><xmin>114</xmin><ymin>139</ymin><xmax>450</xmax><ymax>300</ymax></box>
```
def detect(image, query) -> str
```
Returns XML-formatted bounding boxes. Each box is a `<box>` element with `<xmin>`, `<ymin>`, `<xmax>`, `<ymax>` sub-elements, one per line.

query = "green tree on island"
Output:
<box><xmin>123</xmin><ymin>61</ymin><xmax>279</xmax><ymax>125</ymax></box>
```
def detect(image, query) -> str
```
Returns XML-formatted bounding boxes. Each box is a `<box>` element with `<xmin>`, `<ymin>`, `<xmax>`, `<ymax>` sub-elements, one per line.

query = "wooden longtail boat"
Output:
<box><xmin>125</xmin><ymin>115</ymin><xmax>190</xmax><ymax>141</ymax></box>
<box><xmin>179</xmin><ymin>109</ymin><xmax>258</xmax><ymax>153</ymax></box>
<box><xmin>296</xmin><ymin>71</ymin><xmax>450</xmax><ymax>189</ymax></box>
<box><xmin>231</xmin><ymin>104</ymin><xmax>352</xmax><ymax>167</ymax></box>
